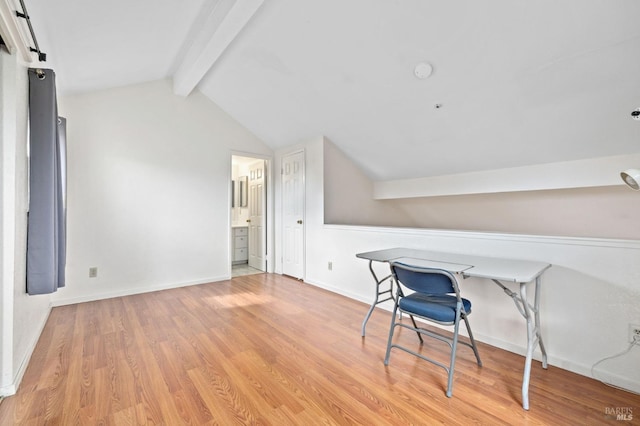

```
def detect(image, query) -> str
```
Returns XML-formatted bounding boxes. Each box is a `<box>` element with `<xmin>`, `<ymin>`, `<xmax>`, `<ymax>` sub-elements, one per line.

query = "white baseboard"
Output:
<box><xmin>0</xmin><ymin>303</ymin><xmax>52</xmax><ymax>397</ymax></box>
<box><xmin>52</xmin><ymin>275</ymin><xmax>230</xmax><ymax>307</ymax></box>
<box><xmin>304</xmin><ymin>277</ymin><xmax>376</xmax><ymax>307</ymax></box>
<box><xmin>594</xmin><ymin>371</ymin><xmax>640</xmax><ymax>395</ymax></box>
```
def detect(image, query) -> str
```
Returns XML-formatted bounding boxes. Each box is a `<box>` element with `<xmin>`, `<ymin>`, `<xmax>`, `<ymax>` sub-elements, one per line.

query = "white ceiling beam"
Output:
<box><xmin>0</xmin><ymin>0</ymin><xmax>35</xmax><ymax>62</ymax></box>
<box><xmin>173</xmin><ymin>0</ymin><xmax>263</xmax><ymax>97</ymax></box>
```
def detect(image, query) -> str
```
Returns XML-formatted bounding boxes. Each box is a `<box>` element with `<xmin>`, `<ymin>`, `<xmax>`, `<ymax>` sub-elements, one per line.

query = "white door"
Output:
<box><xmin>282</xmin><ymin>151</ymin><xmax>305</xmax><ymax>279</ymax></box>
<box><xmin>248</xmin><ymin>160</ymin><xmax>266</xmax><ymax>271</ymax></box>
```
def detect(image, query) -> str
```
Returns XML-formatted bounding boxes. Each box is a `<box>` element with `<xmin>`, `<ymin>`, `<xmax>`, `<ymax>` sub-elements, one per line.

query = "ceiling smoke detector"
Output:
<box><xmin>414</xmin><ymin>63</ymin><xmax>433</xmax><ymax>79</ymax></box>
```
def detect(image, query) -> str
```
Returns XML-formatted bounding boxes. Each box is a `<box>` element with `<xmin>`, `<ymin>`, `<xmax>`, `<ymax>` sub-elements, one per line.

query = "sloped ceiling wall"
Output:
<box><xmin>197</xmin><ymin>0</ymin><xmax>640</xmax><ymax>181</ymax></box>
<box><xmin>23</xmin><ymin>0</ymin><xmax>640</xmax><ymax>184</ymax></box>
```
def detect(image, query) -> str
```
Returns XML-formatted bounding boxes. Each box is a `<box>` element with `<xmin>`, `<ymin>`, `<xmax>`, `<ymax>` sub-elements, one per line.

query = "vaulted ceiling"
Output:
<box><xmin>26</xmin><ymin>0</ymin><xmax>640</xmax><ymax>181</ymax></box>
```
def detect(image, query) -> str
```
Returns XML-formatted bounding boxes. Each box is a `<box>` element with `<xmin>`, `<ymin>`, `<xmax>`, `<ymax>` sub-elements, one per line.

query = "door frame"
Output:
<box><xmin>229</xmin><ymin>152</ymin><xmax>273</xmax><ymax>276</ymax></box>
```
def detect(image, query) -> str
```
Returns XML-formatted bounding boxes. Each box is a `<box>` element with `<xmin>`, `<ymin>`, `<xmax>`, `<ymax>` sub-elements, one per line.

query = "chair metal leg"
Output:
<box><xmin>408</xmin><ymin>314</ymin><xmax>424</xmax><ymax>344</ymax></box>
<box><xmin>384</xmin><ymin>301</ymin><xmax>400</xmax><ymax>365</ymax></box>
<box><xmin>446</xmin><ymin>312</ymin><xmax>462</xmax><ymax>398</ymax></box>
<box><xmin>395</xmin><ymin>285</ymin><xmax>423</xmax><ymax>343</ymax></box>
<box><xmin>386</xmin><ymin>307</ymin><xmax>479</xmax><ymax>399</ymax></box>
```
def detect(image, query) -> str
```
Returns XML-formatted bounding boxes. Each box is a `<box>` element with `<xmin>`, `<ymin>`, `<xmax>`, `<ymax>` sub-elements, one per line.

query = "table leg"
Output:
<box><xmin>361</xmin><ymin>260</ymin><xmax>395</xmax><ymax>337</ymax></box>
<box><xmin>492</xmin><ymin>277</ymin><xmax>546</xmax><ymax>410</ymax></box>
<box><xmin>519</xmin><ymin>276</ymin><xmax>547</xmax><ymax>410</ymax></box>
<box><xmin>520</xmin><ymin>282</ymin><xmax>534</xmax><ymax>410</ymax></box>
<box><xmin>535</xmin><ymin>276</ymin><xmax>548</xmax><ymax>369</ymax></box>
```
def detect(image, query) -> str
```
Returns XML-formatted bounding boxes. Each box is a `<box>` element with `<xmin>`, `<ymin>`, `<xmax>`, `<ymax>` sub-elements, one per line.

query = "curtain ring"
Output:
<box><xmin>35</xmin><ymin>69</ymin><xmax>46</xmax><ymax>80</ymax></box>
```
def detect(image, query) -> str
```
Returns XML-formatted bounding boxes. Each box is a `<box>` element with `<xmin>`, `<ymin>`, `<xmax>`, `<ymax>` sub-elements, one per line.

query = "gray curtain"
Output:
<box><xmin>26</xmin><ymin>68</ymin><xmax>66</xmax><ymax>295</ymax></box>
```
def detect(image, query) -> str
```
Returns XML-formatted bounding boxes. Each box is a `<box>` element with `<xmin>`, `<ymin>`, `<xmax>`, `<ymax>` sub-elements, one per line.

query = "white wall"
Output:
<box><xmin>0</xmin><ymin>49</ymin><xmax>52</xmax><ymax>396</ymax></box>
<box><xmin>382</xmin><ymin>185</ymin><xmax>640</xmax><ymax>239</ymax></box>
<box><xmin>276</xmin><ymin>136</ymin><xmax>640</xmax><ymax>394</ymax></box>
<box><xmin>53</xmin><ymin>79</ymin><xmax>272</xmax><ymax>305</ymax></box>
<box><xmin>323</xmin><ymin>139</ymin><xmax>414</xmax><ymax>227</ymax></box>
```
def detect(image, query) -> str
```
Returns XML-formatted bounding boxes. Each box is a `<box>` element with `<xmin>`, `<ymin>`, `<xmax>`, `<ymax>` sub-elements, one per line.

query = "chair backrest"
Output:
<box><xmin>391</xmin><ymin>262</ymin><xmax>460</xmax><ymax>296</ymax></box>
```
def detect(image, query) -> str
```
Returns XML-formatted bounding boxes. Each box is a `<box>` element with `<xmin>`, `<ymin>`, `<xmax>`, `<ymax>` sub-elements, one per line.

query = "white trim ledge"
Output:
<box><xmin>374</xmin><ymin>153</ymin><xmax>640</xmax><ymax>198</ymax></box>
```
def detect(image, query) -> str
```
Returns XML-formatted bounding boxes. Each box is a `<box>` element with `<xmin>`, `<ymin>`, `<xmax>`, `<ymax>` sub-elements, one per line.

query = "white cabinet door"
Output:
<box><xmin>232</xmin><ymin>227</ymin><xmax>248</xmax><ymax>264</ymax></box>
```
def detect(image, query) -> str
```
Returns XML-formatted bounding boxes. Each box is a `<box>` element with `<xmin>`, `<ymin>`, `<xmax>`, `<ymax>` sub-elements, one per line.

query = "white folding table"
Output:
<box><xmin>356</xmin><ymin>247</ymin><xmax>551</xmax><ymax>410</ymax></box>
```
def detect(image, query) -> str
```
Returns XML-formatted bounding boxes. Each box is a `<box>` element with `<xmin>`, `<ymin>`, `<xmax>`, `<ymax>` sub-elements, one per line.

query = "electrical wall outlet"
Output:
<box><xmin>328</xmin><ymin>261</ymin><xmax>333</xmax><ymax>271</ymax></box>
<box><xmin>629</xmin><ymin>324</ymin><xmax>640</xmax><ymax>343</ymax></box>
<box><xmin>89</xmin><ymin>267</ymin><xmax>98</xmax><ymax>278</ymax></box>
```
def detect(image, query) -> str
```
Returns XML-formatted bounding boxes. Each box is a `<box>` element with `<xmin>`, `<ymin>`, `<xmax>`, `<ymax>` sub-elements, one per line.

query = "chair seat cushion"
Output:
<box><xmin>399</xmin><ymin>293</ymin><xmax>472</xmax><ymax>323</ymax></box>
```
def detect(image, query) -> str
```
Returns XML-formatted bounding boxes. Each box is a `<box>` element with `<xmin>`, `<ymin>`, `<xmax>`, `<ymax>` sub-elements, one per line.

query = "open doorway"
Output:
<box><xmin>231</xmin><ymin>155</ymin><xmax>267</xmax><ymax>277</ymax></box>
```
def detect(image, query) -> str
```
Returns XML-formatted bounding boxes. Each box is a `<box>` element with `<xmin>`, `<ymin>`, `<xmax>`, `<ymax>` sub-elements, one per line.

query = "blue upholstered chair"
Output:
<box><xmin>384</xmin><ymin>261</ymin><xmax>482</xmax><ymax>397</ymax></box>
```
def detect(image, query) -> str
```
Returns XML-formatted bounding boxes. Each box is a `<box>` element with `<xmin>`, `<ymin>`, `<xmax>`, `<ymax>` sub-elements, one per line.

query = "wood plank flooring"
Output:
<box><xmin>1</xmin><ymin>273</ymin><xmax>638</xmax><ymax>425</ymax></box>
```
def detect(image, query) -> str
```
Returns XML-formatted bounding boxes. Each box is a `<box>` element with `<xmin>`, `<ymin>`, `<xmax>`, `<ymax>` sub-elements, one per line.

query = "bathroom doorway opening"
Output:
<box><xmin>231</xmin><ymin>155</ymin><xmax>268</xmax><ymax>277</ymax></box>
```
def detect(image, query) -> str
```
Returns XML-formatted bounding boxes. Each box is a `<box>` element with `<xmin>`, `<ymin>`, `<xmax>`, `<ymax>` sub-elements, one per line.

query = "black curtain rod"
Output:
<box><xmin>15</xmin><ymin>0</ymin><xmax>46</xmax><ymax>61</ymax></box>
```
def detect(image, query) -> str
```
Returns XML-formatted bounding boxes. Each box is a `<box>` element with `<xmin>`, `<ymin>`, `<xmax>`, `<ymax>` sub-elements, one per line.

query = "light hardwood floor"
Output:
<box><xmin>1</xmin><ymin>273</ymin><xmax>637</xmax><ymax>425</ymax></box>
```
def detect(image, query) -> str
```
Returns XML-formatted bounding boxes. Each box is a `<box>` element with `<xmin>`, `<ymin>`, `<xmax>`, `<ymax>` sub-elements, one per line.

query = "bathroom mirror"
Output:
<box><xmin>233</xmin><ymin>176</ymin><xmax>248</xmax><ymax>207</ymax></box>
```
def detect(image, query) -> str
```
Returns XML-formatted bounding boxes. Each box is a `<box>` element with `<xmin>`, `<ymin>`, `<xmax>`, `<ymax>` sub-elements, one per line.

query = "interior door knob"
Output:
<box><xmin>246</xmin><ymin>219</ymin><xmax>251</xmax><ymax>223</ymax></box>
<box><xmin>297</xmin><ymin>220</ymin><xmax>303</xmax><ymax>224</ymax></box>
